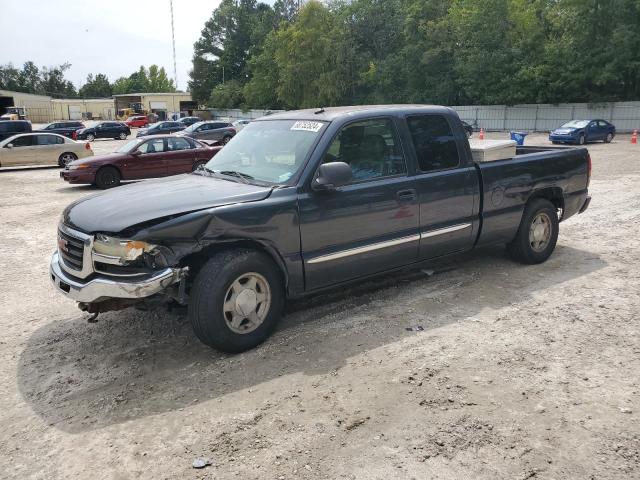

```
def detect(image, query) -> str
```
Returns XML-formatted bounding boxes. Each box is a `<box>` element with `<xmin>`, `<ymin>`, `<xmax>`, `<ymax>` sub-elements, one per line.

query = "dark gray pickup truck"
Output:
<box><xmin>50</xmin><ymin>105</ymin><xmax>591</xmax><ymax>352</ymax></box>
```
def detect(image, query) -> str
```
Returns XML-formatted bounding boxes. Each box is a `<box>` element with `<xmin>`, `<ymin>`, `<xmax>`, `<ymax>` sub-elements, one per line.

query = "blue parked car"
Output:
<box><xmin>549</xmin><ymin>119</ymin><xmax>615</xmax><ymax>145</ymax></box>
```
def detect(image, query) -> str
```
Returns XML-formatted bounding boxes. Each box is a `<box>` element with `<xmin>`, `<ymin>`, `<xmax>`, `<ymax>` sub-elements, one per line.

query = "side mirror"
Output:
<box><xmin>312</xmin><ymin>162</ymin><xmax>352</xmax><ymax>191</ymax></box>
<box><xmin>131</xmin><ymin>150</ymin><xmax>142</xmax><ymax>156</ymax></box>
<box><xmin>6</xmin><ymin>143</ymin><xmax>14</xmax><ymax>149</ymax></box>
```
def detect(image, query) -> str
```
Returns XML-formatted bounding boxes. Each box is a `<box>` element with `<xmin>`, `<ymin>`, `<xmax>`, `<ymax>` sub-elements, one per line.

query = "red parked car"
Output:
<box><xmin>125</xmin><ymin>115</ymin><xmax>149</xmax><ymax>128</ymax></box>
<box><xmin>60</xmin><ymin>135</ymin><xmax>221</xmax><ymax>188</ymax></box>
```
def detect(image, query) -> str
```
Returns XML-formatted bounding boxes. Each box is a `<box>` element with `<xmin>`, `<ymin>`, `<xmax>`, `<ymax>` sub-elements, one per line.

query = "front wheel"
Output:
<box><xmin>578</xmin><ymin>134</ymin><xmax>585</xmax><ymax>145</ymax></box>
<box><xmin>189</xmin><ymin>249</ymin><xmax>285</xmax><ymax>353</ymax></box>
<box><xmin>86</xmin><ymin>134</ymin><xmax>95</xmax><ymax>142</ymax></box>
<box><xmin>95</xmin><ymin>166</ymin><xmax>121</xmax><ymax>189</ymax></box>
<box><xmin>605</xmin><ymin>133</ymin><xmax>613</xmax><ymax>143</ymax></box>
<box><xmin>222</xmin><ymin>135</ymin><xmax>232</xmax><ymax>145</ymax></box>
<box><xmin>507</xmin><ymin>198</ymin><xmax>559</xmax><ymax>264</ymax></box>
<box><xmin>58</xmin><ymin>152</ymin><xmax>77</xmax><ymax>167</ymax></box>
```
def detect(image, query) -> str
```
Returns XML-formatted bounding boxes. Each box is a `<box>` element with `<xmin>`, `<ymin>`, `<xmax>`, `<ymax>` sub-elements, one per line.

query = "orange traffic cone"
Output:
<box><xmin>479</xmin><ymin>128</ymin><xmax>485</xmax><ymax>140</ymax></box>
<box><xmin>632</xmin><ymin>129</ymin><xmax>638</xmax><ymax>144</ymax></box>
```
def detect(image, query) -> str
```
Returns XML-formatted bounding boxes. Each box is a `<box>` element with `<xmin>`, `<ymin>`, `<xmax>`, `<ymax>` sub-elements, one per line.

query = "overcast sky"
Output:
<box><xmin>0</xmin><ymin>0</ymin><xmax>224</xmax><ymax>91</ymax></box>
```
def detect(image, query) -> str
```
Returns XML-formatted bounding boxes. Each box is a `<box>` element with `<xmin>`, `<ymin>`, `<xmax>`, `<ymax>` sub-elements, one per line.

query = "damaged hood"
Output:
<box><xmin>63</xmin><ymin>174</ymin><xmax>273</xmax><ymax>233</ymax></box>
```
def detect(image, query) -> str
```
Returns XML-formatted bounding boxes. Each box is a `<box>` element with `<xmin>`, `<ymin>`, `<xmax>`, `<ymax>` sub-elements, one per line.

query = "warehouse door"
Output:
<box><xmin>68</xmin><ymin>106</ymin><xmax>82</xmax><ymax>120</ymax></box>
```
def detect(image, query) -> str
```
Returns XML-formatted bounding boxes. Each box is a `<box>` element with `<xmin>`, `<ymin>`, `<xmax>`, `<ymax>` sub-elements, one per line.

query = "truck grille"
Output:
<box><xmin>58</xmin><ymin>228</ymin><xmax>85</xmax><ymax>271</ymax></box>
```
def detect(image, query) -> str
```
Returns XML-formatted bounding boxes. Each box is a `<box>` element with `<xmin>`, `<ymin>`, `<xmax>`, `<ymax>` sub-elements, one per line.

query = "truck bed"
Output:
<box><xmin>473</xmin><ymin>145</ymin><xmax>590</xmax><ymax>246</ymax></box>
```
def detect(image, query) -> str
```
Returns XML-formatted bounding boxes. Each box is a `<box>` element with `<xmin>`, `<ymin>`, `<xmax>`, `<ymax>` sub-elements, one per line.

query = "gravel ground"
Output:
<box><xmin>0</xmin><ymin>133</ymin><xmax>638</xmax><ymax>479</ymax></box>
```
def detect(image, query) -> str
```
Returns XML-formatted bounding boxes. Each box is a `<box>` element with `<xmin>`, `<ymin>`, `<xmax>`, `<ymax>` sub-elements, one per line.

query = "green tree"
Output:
<box><xmin>39</xmin><ymin>63</ymin><xmax>76</xmax><ymax>97</ymax></box>
<box><xmin>209</xmin><ymin>80</ymin><xmax>245</xmax><ymax>108</ymax></box>
<box><xmin>79</xmin><ymin>73</ymin><xmax>112</xmax><ymax>98</ymax></box>
<box><xmin>148</xmin><ymin>65</ymin><xmax>176</xmax><ymax>92</ymax></box>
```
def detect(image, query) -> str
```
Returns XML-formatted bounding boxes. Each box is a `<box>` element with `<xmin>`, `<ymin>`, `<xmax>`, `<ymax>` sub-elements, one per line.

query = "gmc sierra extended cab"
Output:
<box><xmin>50</xmin><ymin>105</ymin><xmax>591</xmax><ymax>352</ymax></box>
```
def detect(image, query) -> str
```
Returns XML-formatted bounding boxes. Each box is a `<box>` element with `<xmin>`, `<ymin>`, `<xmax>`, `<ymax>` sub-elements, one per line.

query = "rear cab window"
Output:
<box><xmin>406</xmin><ymin>115</ymin><xmax>461</xmax><ymax>172</ymax></box>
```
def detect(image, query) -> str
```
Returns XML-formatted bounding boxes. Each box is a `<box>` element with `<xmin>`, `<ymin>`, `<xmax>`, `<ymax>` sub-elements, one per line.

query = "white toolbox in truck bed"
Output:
<box><xmin>468</xmin><ymin>139</ymin><xmax>517</xmax><ymax>162</ymax></box>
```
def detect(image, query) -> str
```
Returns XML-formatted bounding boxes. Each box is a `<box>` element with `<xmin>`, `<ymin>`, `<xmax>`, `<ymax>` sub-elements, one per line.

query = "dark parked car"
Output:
<box><xmin>178</xmin><ymin>116</ymin><xmax>201</xmax><ymax>127</ymax></box>
<box><xmin>549</xmin><ymin>119</ymin><xmax>615</xmax><ymax>145</ymax></box>
<box><xmin>51</xmin><ymin>105</ymin><xmax>591</xmax><ymax>353</ymax></box>
<box><xmin>136</xmin><ymin>121</ymin><xmax>185</xmax><ymax>138</ymax></box>
<box><xmin>61</xmin><ymin>135</ymin><xmax>220</xmax><ymax>188</ymax></box>
<box><xmin>176</xmin><ymin>121</ymin><xmax>236</xmax><ymax>144</ymax></box>
<box><xmin>76</xmin><ymin>122</ymin><xmax>131</xmax><ymax>141</ymax></box>
<box><xmin>0</xmin><ymin>120</ymin><xmax>32</xmax><ymax>141</ymax></box>
<box><xmin>37</xmin><ymin>121</ymin><xmax>85</xmax><ymax>139</ymax></box>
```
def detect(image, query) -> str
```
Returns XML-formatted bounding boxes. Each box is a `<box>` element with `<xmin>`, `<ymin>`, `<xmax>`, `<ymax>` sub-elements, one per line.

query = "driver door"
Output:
<box><xmin>125</xmin><ymin>137</ymin><xmax>168</xmax><ymax>179</ymax></box>
<box><xmin>298</xmin><ymin>117</ymin><xmax>420</xmax><ymax>291</ymax></box>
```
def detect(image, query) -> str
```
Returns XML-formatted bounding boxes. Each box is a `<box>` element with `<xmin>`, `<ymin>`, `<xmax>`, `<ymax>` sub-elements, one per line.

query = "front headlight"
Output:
<box><xmin>68</xmin><ymin>163</ymin><xmax>92</xmax><ymax>170</ymax></box>
<box><xmin>93</xmin><ymin>234</ymin><xmax>157</xmax><ymax>262</ymax></box>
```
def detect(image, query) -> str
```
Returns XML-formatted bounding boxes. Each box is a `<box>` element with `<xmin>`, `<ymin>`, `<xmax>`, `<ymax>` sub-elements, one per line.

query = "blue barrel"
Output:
<box><xmin>510</xmin><ymin>131</ymin><xmax>528</xmax><ymax>146</ymax></box>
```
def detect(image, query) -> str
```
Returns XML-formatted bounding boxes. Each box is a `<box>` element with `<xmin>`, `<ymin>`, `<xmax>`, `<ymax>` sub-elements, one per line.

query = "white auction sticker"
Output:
<box><xmin>291</xmin><ymin>121</ymin><xmax>324</xmax><ymax>132</ymax></box>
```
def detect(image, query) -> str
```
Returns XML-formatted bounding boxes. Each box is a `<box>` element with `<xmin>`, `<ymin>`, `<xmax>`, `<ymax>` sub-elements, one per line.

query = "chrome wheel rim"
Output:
<box><xmin>61</xmin><ymin>154</ymin><xmax>75</xmax><ymax>165</ymax></box>
<box><xmin>223</xmin><ymin>272</ymin><xmax>271</xmax><ymax>334</ymax></box>
<box><xmin>529</xmin><ymin>212</ymin><xmax>552</xmax><ymax>252</ymax></box>
<box><xmin>87</xmin><ymin>134</ymin><xmax>94</xmax><ymax>141</ymax></box>
<box><xmin>119</xmin><ymin>132</ymin><xmax>126</xmax><ymax>139</ymax></box>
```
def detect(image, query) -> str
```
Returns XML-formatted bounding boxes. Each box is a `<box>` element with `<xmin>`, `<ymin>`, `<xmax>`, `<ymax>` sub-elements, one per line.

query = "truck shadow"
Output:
<box><xmin>17</xmin><ymin>244</ymin><xmax>605</xmax><ymax>433</ymax></box>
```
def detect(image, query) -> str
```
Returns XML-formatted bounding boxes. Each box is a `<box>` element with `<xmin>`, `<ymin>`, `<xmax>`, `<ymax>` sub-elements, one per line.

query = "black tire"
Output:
<box><xmin>192</xmin><ymin>161</ymin><xmax>206</xmax><ymax>172</ymax></box>
<box><xmin>222</xmin><ymin>135</ymin><xmax>232</xmax><ymax>145</ymax></box>
<box><xmin>507</xmin><ymin>198</ymin><xmax>559</xmax><ymax>264</ymax></box>
<box><xmin>578</xmin><ymin>134</ymin><xmax>585</xmax><ymax>145</ymax></box>
<box><xmin>95</xmin><ymin>166</ymin><xmax>121</xmax><ymax>189</ymax></box>
<box><xmin>188</xmin><ymin>249</ymin><xmax>285</xmax><ymax>353</ymax></box>
<box><xmin>605</xmin><ymin>132</ymin><xmax>613</xmax><ymax>143</ymax></box>
<box><xmin>118</xmin><ymin>132</ymin><xmax>127</xmax><ymax>140</ymax></box>
<box><xmin>58</xmin><ymin>152</ymin><xmax>77</xmax><ymax>167</ymax></box>
<box><xmin>86</xmin><ymin>133</ymin><xmax>95</xmax><ymax>142</ymax></box>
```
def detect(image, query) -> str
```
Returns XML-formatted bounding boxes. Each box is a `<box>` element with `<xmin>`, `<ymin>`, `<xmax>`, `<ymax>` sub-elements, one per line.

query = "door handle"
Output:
<box><xmin>396</xmin><ymin>189</ymin><xmax>416</xmax><ymax>201</ymax></box>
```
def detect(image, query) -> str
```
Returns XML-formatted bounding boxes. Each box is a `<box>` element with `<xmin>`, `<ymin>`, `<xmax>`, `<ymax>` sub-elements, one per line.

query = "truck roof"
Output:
<box><xmin>261</xmin><ymin>104</ymin><xmax>456</xmax><ymax>122</ymax></box>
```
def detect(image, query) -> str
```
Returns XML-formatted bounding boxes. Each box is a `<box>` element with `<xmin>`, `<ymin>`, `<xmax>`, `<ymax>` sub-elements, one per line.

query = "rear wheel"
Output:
<box><xmin>95</xmin><ymin>166</ymin><xmax>121</xmax><ymax>189</ymax></box>
<box><xmin>188</xmin><ymin>249</ymin><xmax>285</xmax><ymax>353</ymax></box>
<box><xmin>58</xmin><ymin>152</ymin><xmax>77</xmax><ymax>167</ymax></box>
<box><xmin>507</xmin><ymin>198</ymin><xmax>559</xmax><ymax>264</ymax></box>
<box><xmin>605</xmin><ymin>132</ymin><xmax>613</xmax><ymax>143</ymax></box>
<box><xmin>192</xmin><ymin>161</ymin><xmax>206</xmax><ymax>171</ymax></box>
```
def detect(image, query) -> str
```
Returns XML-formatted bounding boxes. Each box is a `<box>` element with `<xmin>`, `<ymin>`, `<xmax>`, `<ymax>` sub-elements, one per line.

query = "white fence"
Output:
<box><xmin>454</xmin><ymin>101</ymin><xmax>640</xmax><ymax>133</ymax></box>
<box><xmin>210</xmin><ymin>102</ymin><xmax>640</xmax><ymax>133</ymax></box>
<box><xmin>210</xmin><ymin>108</ymin><xmax>285</xmax><ymax>122</ymax></box>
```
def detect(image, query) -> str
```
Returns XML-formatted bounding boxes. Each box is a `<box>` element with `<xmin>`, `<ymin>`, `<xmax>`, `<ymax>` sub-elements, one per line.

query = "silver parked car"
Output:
<box><xmin>176</xmin><ymin>121</ymin><xmax>236</xmax><ymax>144</ymax></box>
<box><xmin>0</xmin><ymin>133</ymin><xmax>93</xmax><ymax>167</ymax></box>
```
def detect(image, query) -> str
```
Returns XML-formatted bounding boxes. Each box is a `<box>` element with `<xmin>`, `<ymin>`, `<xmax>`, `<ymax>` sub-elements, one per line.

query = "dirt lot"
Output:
<box><xmin>0</xmin><ymin>133</ymin><xmax>638</xmax><ymax>479</ymax></box>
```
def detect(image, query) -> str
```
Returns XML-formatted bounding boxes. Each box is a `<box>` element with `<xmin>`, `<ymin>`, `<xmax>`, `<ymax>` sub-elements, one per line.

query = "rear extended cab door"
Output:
<box><xmin>398</xmin><ymin>110</ymin><xmax>480</xmax><ymax>259</ymax></box>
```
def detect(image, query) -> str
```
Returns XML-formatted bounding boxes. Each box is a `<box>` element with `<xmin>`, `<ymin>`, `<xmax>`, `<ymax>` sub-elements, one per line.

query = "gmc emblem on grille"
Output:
<box><xmin>58</xmin><ymin>236</ymin><xmax>68</xmax><ymax>252</ymax></box>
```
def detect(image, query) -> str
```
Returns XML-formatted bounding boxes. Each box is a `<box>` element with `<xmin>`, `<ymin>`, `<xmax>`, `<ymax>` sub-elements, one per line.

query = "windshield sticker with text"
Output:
<box><xmin>291</xmin><ymin>121</ymin><xmax>323</xmax><ymax>132</ymax></box>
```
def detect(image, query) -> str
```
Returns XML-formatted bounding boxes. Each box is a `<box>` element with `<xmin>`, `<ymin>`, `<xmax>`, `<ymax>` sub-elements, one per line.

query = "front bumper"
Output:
<box><xmin>549</xmin><ymin>134</ymin><xmax>576</xmax><ymax>143</ymax></box>
<box><xmin>50</xmin><ymin>251</ymin><xmax>183</xmax><ymax>303</ymax></box>
<box><xmin>60</xmin><ymin>169</ymin><xmax>96</xmax><ymax>184</ymax></box>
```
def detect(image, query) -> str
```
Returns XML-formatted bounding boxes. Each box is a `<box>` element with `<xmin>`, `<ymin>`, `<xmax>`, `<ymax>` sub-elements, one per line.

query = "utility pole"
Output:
<box><xmin>169</xmin><ymin>0</ymin><xmax>178</xmax><ymax>89</ymax></box>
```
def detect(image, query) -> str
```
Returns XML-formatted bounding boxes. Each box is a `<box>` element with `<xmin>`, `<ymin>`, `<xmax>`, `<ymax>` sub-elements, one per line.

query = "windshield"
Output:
<box><xmin>116</xmin><ymin>139</ymin><xmax>142</xmax><ymax>153</ymax></box>
<box><xmin>204</xmin><ymin>119</ymin><xmax>325</xmax><ymax>184</ymax></box>
<box><xmin>183</xmin><ymin>121</ymin><xmax>204</xmax><ymax>133</ymax></box>
<box><xmin>560</xmin><ymin>120</ymin><xmax>589</xmax><ymax>129</ymax></box>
